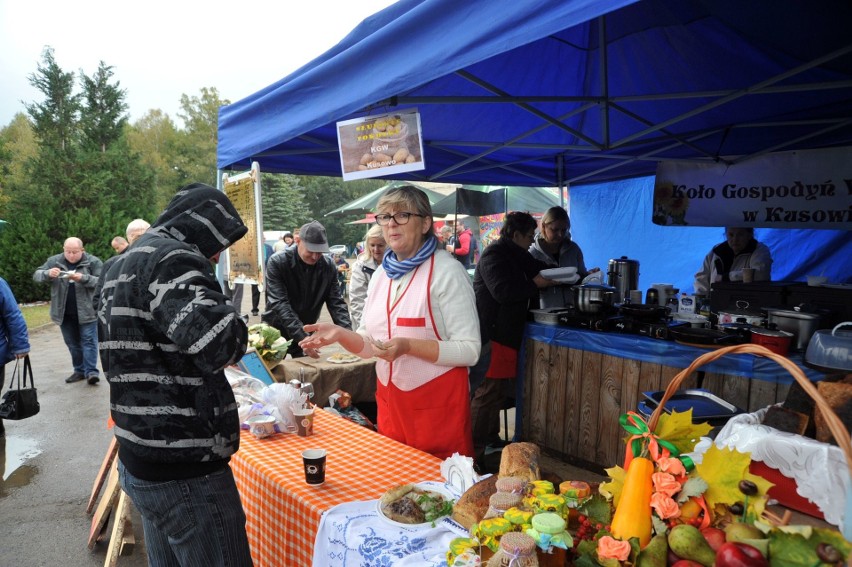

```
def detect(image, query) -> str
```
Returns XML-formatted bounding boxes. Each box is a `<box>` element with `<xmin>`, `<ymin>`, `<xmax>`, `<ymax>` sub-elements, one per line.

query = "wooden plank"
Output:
<box><xmin>597</xmin><ymin>354</ymin><xmax>624</xmax><ymax>467</ymax></box>
<box><xmin>88</xmin><ymin>459</ymin><xmax>120</xmax><ymax>550</ymax></box>
<box><xmin>637</xmin><ymin>361</ymin><xmax>662</xmax><ymax>397</ymax></box>
<box><xmin>119</xmin><ymin>527</ymin><xmax>136</xmax><ymax>556</ymax></box>
<box><xmin>524</xmin><ymin>339</ymin><xmax>551</xmax><ymax>446</ymax></box>
<box><xmin>104</xmin><ymin>490</ymin><xmax>131</xmax><ymax>566</ymax></box>
<box><xmin>578</xmin><ymin>352</ymin><xmax>602</xmax><ymax>465</ymax></box>
<box><xmin>721</xmin><ymin>374</ymin><xmax>751</xmax><ymax>412</ymax></box>
<box><xmin>701</xmin><ymin>372</ymin><xmax>728</xmax><ymax>398</ymax></box>
<box><xmin>775</xmin><ymin>382</ymin><xmax>791</xmax><ymax>403</ymax></box>
<box><xmin>87</xmin><ymin>436</ymin><xmax>118</xmax><ymax>515</ymax></box>
<box><xmin>617</xmin><ymin>358</ymin><xmax>642</xmax><ymax>466</ymax></box>
<box><xmin>564</xmin><ymin>346</ymin><xmax>585</xmax><ymax>458</ymax></box>
<box><xmin>748</xmin><ymin>377</ymin><xmax>778</xmax><ymax>412</ymax></box>
<box><xmin>545</xmin><ymin>345</ymin><xmax>570</xmax><ymax>453</ymax></box>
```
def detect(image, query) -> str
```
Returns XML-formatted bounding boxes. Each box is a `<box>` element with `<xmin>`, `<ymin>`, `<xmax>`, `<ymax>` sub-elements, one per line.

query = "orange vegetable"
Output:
<box><xmin>610</xmin><ymin>456</ymin><xmax>654</xmax><ymax>547</ymax></box>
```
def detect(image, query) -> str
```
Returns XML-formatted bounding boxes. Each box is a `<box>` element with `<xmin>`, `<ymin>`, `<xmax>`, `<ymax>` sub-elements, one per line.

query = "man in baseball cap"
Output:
<box><xmin>262</xmin><ymin>220</ymin><xmax>351</xmax><ymax>357</ymax></box>
<box><xmin>298</xmin><ymin>220</ymin><xmax>330</xmax><ymax>253</ymax></box>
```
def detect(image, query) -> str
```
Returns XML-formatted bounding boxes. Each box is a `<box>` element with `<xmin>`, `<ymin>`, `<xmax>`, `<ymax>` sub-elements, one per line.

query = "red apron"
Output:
<box><xmin>375</xmin><ymin>364</ymin><xmax>473</xmax><ymax>459</ymax></box>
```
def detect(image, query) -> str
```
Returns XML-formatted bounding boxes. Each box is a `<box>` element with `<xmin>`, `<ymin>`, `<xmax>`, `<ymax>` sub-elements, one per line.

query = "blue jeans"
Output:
<box><xmin>59</xmin><ymin>319</ymin><xmax>98</xmax><ymax>376</ymax></box>
<box><xmin>118</xmin><ymin>460</ymin><xmax>253</xmax><ymax>567</ymax></box>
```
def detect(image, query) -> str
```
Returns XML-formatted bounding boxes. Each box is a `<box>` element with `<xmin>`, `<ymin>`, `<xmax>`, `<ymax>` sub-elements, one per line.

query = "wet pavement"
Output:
<box><xmin>0</xmin><ymin>319</ymin><xmax>149</xmax><ymax>566</ymax></box>
<box><xmin>0</xmin><ymin>292</ymin><xmax>271</xmax><ymax>567</ymax></box>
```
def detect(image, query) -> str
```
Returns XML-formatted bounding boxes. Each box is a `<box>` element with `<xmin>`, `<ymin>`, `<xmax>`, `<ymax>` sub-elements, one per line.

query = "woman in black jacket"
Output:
<box><xmin>470</xmin><ymin>212</ymin><xmax>555</xmax><ymax>464</ymax></box>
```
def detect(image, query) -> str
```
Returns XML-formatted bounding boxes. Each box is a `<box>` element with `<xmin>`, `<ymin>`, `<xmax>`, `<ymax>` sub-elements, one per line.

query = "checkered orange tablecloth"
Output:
<box><xmin>231</xmin><ymin>408</ymin><xmax>443</xmax><ymax>567</ymax></box>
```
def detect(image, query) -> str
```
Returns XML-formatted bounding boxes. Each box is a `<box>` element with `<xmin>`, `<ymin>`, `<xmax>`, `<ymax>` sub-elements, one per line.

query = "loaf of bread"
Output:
<box><xmin>815</xmin><ymin>380</ymin><xmax>852</xmax><ymax>445</ymax></box>
<box><xmin>451</xmin><ymin>474</ymin><xmax>498</xmax><ymax>530</ymax></box>
<box><xmin>498</xmin><ymin>442</ymin><xmax>541</xmax><ymax>482</ymax></box>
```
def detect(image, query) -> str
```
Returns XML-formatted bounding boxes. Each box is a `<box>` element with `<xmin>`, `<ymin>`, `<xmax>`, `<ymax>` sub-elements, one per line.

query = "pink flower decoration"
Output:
<box><xmin>650</xmin><ymin>492</ymin><xmax>682</xmax><ymax>519</ymax></box>
<box><xmin>597</xmin><ymin>536</ymin><xmax>631</xmax><ymax>562</ymax></box>
<box><xmin>658</xmin><ymin>456</ymin><xmax>686</xmax><ymax>476</ymax></box>
<box><xmin>652</xmin><ymin>472</ymin><xmax>681</xmax><ymax>497</ymax></box>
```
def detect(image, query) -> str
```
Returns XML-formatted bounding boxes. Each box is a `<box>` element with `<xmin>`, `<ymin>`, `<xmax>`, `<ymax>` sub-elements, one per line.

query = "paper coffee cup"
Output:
<box><xmin>742</xmin><ymin>268</ymin><xmax>755</xmax><ymax>283</ymax></box>
<box><xmin>293</xmin><ymin>407</ymin><xmax>314</xmax><ymax>437</ymax></box>
<box><xmin>302</xmin><ymin>448</ymin><xmax>326</xmax><ymax>485</ymax></box>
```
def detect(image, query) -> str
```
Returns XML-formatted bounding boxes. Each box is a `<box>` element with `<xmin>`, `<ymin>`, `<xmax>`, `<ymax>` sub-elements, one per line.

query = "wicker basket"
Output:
<box><xmin>647</xmin><ymin>344</ymin><xmax>852</xmax><ymax>533</ymax></box>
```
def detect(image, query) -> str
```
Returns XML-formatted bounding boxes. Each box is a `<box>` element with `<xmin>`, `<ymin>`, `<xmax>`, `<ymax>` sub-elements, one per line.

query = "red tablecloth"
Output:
<box><xmin>231</xmin><ymin>408</ymin><xmax>443</xmax><ymax>566</ymax></box>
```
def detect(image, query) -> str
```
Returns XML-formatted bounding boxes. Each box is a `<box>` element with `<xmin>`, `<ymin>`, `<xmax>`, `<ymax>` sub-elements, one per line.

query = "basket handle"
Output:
<box><xmin>647</xmin><ymin>344</ymin><xmax>852</xmax><ymax>481</ymax></box>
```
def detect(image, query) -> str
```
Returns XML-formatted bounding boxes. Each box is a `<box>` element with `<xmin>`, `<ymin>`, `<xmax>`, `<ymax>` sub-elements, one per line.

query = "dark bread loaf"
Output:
<box><xmin>815</xmin><ymin>380</ymin><xmax>852</xmax><ymax>445</ymax></box>
<box><xmin>451</xmin><ymin>474</ymin><xmax>498</xmax><ymax>531</ymax></box>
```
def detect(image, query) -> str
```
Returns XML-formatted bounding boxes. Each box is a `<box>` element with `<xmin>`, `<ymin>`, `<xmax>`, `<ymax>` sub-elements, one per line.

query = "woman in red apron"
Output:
<box><xmin>301</xmin><ymin>185</ymin><xmax>480</xmax><ymax>459</ymax></box>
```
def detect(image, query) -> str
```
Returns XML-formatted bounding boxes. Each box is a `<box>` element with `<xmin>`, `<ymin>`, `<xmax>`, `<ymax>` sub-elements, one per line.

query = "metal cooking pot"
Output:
<box><xmin>764</xmin><ymin>307</ymin><xmax>822</xmax><ymax>351</ymax></box>
<box><xmin>573</xmin><ymin>284</ymin><xmax>616</xmax><ymax>314</ymax></box>
<box><xmin>715</xmin><ymin>300</ymin><xmax>764</xmax><ymax>326</ymax></box>
<box><xmin>606</xmin><ymin>256</ymin><xmax>640</xmax><ymax>304</ymax></box>
<box><xmin>750</xmin><ymin>327</ymin><xmax>794</xmax><ymax>355</ymax></box>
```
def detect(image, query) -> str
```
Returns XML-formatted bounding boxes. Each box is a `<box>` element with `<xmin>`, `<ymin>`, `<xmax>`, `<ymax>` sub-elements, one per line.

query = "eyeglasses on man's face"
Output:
<box><xmin>375</xmin><ymin>212</ymin><xmax>425</xmax><ymax>226</ymax></box>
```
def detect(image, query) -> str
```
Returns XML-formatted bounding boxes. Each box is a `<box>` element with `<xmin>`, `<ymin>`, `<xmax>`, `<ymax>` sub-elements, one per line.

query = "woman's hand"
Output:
<box><xmin>533</xmin><ymin>274</ymin><xmax>558</xmax><ymax>288</ymax></box>
<box><xmin>372</xmin><ymin>337</ymin><xmax>411</xmax><ymax>362</ymax></box>
<box><xmin>299</xmin><ymin>323</ymin><xmax>340</xmax><ymax>353</ymax></box>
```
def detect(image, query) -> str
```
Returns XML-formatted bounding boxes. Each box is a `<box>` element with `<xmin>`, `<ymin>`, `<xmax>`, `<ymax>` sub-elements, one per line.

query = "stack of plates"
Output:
<box><xmin>540</xmin><ymin>267</ymin><xmax>579</xmax><ymax>284</ymax></box>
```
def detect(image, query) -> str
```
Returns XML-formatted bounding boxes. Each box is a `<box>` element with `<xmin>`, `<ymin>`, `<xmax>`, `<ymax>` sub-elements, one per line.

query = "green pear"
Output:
<box><xmin>636</xmin><ymin>534</ymin><xmax>668</xmax><ymax>567</ymax></box>
<box><xmin>667</xmin><ymin>524</ymin><xmax>716</xmax><ymax>567</ymax></box>
<box><xmin>724</xmin><ymin>521</ymin><xmax>766</xmax><ymax>543</ymax></box>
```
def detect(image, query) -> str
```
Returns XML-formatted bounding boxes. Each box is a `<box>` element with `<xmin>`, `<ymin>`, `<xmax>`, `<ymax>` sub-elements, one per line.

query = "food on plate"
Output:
<box><xmin>498</xmin><ymin>442</ymin><xmax>541</xmax><ymax>481</ymax></box>
<box><xmin>452</xmin><ymin>474</ymin><xmax>498</xmax><ymax>530</ymax></box>
<box><xmin>327</xmin><ymin>352</ymin><xmax>361</xmax><ymax>364</ymax></box>
<box><xmin>380</xmin><ymin>483</ymin><xmax>453</xmax><ymax>524</ymax></box>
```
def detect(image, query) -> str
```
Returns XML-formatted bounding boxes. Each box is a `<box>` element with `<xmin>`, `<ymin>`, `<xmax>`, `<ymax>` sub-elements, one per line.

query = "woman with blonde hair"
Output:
<box><xmin>300</xmin><ymin>185</ymin><xmax>479</xmax><ymax>459</ymax></box>
<box><xmin>348</xmin><ymin>224</ymin><xmax>386</xmax><ymax>328</ymax></box>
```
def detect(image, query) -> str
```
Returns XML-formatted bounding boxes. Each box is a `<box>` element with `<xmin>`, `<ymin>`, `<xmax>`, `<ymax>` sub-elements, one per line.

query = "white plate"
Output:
<box><xmin>540</xmin><ymin>267</ymin><xmax>577</xmax><ymax>279</ymax></box>
<box><xmin>326</xmin><ymin>353</ymin><xmax>361</xmax><ymax>364</ymax></box>
<box><xmin>375</xmin><ymin>483</ymin><xmax>454</xmax><ymax>528</ymax></box>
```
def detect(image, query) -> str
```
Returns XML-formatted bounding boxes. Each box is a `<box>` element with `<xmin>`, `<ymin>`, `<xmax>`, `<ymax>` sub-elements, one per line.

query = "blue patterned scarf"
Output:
<box><xmin>382</xmin><ymin>236</ymin><xmax>438</xmax><ymax>280</ymax></box>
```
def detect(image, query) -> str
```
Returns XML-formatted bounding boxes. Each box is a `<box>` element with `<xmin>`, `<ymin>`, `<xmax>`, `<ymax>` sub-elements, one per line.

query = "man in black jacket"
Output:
<box><xmin>99</xmin><ymin>184</ymin><xmax>252</xmax><ymax>566</ymax></box>
<box><xmin>262</xmin><ymin>220</ymin><xmax>351</xmax><ymax>358</ymax></box>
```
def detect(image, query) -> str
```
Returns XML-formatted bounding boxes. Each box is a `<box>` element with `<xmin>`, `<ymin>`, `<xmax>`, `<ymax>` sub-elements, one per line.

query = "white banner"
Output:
<box><xmin>336</xmin><ymin>109</ymin><xmax>425</xmax><ymax>181</ymax></box>
<box><xmin>653</xmin><ymin>147</ymin><xmax>852</xmax><ymax>229</ymax></box>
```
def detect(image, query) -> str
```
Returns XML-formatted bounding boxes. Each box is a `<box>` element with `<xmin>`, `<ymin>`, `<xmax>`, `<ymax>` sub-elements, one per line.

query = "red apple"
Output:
<box><xmin>668</xmin><ymin>549</ymin><xmax>682</xmax><ymax>566</ymax></box>
<box><xmin>672</xmin><ymin>561</ymin><xmax>705</xmax><ymax>567</ymax></box>
<box><xmin>700</xmin><ymin>526</ymin><xmax>726</xmax><ymax>552</ymax></box>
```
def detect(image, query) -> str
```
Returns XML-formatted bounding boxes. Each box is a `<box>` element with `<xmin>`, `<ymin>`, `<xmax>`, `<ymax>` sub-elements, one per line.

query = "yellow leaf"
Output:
<box><xmin>600</xmin><ymin>465</ymin><xmax>626</xmax><ymax>506</ymax></box>
<box><xmin>653</xmin><ymin>409</ymin><xmax>714</xmax><ymax>455</ymax></box>
<box><xmin>695</xmin><ymin>445</ymin><xmax>773</xmax><ymax>517</ymax></box>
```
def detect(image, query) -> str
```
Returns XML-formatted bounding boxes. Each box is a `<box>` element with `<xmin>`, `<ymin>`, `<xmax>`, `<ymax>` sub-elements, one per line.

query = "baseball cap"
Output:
<box><xmin>300</xmin><ymin>221</ymin><xmax>330</xmax><ymax>253</ymax></box>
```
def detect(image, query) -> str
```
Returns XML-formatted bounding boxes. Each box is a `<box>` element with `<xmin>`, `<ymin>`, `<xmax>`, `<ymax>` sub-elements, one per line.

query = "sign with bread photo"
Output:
<box><xmin>336</xmin><ymin>109</ymin><xmax>425</xmax><ymax>181</ymax></box>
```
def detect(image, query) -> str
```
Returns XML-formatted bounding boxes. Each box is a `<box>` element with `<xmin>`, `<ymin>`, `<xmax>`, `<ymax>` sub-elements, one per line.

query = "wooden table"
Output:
<box><xmin>231</xmin><ymin>408</ymin><xmax>443</xmax><ymax>567</ymax></box>
<box><xmin>270</xmin><ymin>354</ymin><xmax>377</xmax><ymax>406</ymax></box>
<box><xmin>518</xmin><ymin>322</ymin><xmax>833</xmax><ymax>472</ymax></box>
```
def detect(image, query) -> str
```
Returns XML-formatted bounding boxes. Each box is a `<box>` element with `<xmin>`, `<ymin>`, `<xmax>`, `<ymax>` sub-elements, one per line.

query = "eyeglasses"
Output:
<box><xmin>375</xmin><ymin>212</ymin><xmax>425</xmax><ymax>226</ymax></box>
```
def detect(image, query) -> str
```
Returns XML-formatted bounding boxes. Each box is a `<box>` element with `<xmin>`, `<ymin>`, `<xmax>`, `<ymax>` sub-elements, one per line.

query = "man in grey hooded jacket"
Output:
<box><xmin>99</xmin><ymin>183</ymin><xmax>253</xmax><ymax>566</ymax></box>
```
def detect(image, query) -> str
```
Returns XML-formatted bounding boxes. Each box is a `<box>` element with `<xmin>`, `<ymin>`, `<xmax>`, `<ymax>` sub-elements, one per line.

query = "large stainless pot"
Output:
<box><xmin>764</xmin><ymin>307</ymin><xmax>821</xmax><ymax>351</ymax></box>
<box><xmin>607</xmin><ymin>256</ymin><xmax>640</xmax><ymax>304</ymax></box>
<box><xmin>573</xmin><ymin>284</ymin><xmax>616</xmax><ymax>314</ymax></box>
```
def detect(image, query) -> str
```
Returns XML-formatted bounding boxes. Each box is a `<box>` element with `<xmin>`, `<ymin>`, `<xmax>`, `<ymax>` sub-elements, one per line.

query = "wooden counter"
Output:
<box><xmin>519</xmin><ymin>323</ymin><xmax>830</xmax><ymax>472</ymax></box>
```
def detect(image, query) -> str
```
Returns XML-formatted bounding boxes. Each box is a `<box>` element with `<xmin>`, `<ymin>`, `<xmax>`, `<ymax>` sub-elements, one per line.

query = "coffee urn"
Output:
<box><xmin>607</xmin><ymin>256</ymin><xmax>640</xmax><ymax>304</ymax></box>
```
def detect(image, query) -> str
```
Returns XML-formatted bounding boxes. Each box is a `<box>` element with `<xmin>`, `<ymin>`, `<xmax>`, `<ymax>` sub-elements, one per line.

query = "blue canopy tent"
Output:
<box><xmin>217</xmin><ymin>0</ymin><xmax>852</xmax><ymax>286</ymax></box>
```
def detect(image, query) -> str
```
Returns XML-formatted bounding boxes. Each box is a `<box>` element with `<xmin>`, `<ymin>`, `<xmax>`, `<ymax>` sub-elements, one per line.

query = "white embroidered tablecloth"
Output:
<box><xmin>312</xmin><ymin>481</ymin><xmax>467</xmax><ymax>567</ymax></box>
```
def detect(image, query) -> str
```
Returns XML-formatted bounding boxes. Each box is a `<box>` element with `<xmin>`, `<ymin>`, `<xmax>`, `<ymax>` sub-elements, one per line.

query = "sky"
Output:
<box><xmin>0</xmin><ymin>0</ymin><xmax>398</xmax><ymax>128</ymax></box>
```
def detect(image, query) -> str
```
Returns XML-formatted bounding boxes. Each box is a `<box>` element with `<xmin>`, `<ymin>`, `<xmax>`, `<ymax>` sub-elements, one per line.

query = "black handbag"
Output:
<box><xmin>0</xmin><ymin>356</ymin><xmax>40</xmax><ymax>420</ymax></box>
